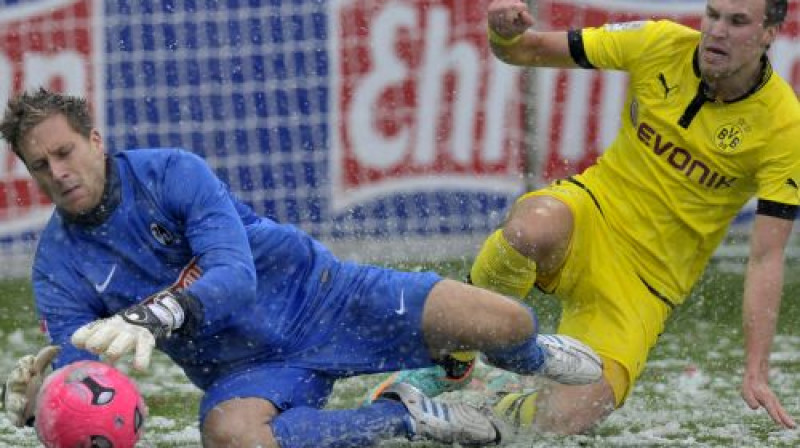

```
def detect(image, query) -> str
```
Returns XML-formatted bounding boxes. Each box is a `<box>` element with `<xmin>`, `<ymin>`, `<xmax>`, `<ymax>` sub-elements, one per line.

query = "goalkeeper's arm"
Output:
<box><xmin>71</xmin><ymin>289</ymin><xmax>203</xmax><ymax>371</ymax></box>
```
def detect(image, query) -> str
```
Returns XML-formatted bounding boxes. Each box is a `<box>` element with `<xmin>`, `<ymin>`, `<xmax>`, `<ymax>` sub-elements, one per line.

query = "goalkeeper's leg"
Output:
<box><xmin>443</xmin><ymin>226</ymin><xmax>543</xmax><ymax>379</ymax></box>
<box><xmin>364</xmin><ymin>228</ymin><xmax>540</xmax><ymax>403</ymax></box>
<box><xmin>365</xmin><ymin>195</ymin><xmax>574</xmax><ymax>402</ymax></box>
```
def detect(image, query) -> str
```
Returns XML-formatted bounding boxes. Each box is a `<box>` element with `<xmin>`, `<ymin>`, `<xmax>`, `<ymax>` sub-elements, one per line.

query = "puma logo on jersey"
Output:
<box><xmin>786</xmin><ymin>178</ymin><xmax>799</xmax><ymax>190</ymax></box>
<box><xmin>658</xmin><ymin>73</ymin><xmax>678</xmax><ymax>99</ymax></box>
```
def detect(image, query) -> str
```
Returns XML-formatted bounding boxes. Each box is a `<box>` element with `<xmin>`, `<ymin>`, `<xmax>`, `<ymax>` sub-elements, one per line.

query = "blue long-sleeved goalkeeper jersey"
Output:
<box><xmin>33</xmin><ymin>148</ymin><xmax>350</xmax><ymax>389</ymax></box>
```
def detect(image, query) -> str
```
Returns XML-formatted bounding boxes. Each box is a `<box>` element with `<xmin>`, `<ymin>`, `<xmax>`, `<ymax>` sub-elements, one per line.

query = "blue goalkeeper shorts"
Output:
<box><xmin>198</xmin><ymin>266</ymin><xmax>441</xmax><ymax>423</ymax></box>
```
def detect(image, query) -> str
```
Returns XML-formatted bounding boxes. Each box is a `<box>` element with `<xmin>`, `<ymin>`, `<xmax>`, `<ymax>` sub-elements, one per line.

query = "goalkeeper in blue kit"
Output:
<box><xmin>0</xmin><ymin>88</ymin><xmax>603</xmax><ymax>447</ymax></box>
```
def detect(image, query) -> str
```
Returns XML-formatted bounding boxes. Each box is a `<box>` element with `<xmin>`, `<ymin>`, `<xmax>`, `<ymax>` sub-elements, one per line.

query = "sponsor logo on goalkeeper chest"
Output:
<box><xmin>0</xmin><ymin>0</ymin><xmax>101</xmax><ymax>233</ymax></box>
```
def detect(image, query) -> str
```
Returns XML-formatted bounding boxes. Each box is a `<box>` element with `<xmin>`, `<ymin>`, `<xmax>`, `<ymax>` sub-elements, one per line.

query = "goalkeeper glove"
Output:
<box><xmin>72</xmin><ymin>290</ymin><xmax>189</xmax><ymax>371</ymax></box>
<box><xmin>1</xmin><ymin>345</ymin><xmax>60</xmax><ymax>427</ymax></box>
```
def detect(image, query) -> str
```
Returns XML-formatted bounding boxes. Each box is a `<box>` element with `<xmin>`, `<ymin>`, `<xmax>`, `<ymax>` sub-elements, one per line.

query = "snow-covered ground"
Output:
<box><xmin>2</xmin><ymin>318</ymin><xmax>800</xmax><ymax>447</ymax></box>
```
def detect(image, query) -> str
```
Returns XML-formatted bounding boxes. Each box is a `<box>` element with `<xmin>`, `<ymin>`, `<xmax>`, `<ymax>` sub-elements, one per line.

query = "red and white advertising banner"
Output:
<box><xmin>329</xmin><ymin>0</ymin><xmax>525</xmax><ymax>211</ymax></box>
<box><xmin>0</xmin><ymin>0</ymin><xmax>102</xmax><ymax>234</ymax></box>
<box><xmin>536</xmin><ymin>0</ymin><xmax>800</xmax><ymax>184</ymax></box>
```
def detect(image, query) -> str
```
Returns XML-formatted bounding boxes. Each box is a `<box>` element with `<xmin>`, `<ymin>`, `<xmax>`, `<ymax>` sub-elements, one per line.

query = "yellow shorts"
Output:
<box><xmin>521</xmin><ymin>178</ymin><xmax>673</xmax><ymax>403</ymax></box>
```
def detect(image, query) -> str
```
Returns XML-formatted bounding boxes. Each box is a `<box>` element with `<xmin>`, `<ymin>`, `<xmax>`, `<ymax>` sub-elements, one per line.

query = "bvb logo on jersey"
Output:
<box><xmin>714</xmin><ymin>123</ymin><xmax>744</xmax><ymax>152</ymax></box>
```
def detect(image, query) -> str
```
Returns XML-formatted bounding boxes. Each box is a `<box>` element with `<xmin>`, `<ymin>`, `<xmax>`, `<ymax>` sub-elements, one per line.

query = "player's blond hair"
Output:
<box><xmin>0</xmin><ymin>87</ymin><xmax>93</xmax><ymax>161</ymax></box>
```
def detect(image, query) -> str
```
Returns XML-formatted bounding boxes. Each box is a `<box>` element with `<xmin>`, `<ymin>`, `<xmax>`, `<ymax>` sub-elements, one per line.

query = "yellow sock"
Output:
<box><xmin>470</xmin><ymin>229</ymin><xmax>537</xmax><ymax>298</ymax></box>
<box><xmin>493</xmin><ymin>391</ymin><xmax>538</xmax><ymax>427</ymax></box>
<box><xmin>449</xmin><ymin>351</ymin><xmax>476</xmax><ymax>362</ymax></box>
<box><xmin>450</xmin><ymin>230</ymin><xmax>538</xmax><ymax>365</ymax></box>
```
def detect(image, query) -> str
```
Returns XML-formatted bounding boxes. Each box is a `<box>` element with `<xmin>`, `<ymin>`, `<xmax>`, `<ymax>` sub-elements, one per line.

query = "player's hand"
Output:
<box><xmin>741</xmin><ymin>374</ymin><xmax>797</xmax><ymax>429</ymax></box>
<box><xmin>488</xmin><ymin>0</ymin><xmax>535</xmax><ymax>41</ymax></box>
<box><xmin>72</xmin><ymin>290</ymin><xmax>186</xmax><ymax>371</ymax></box>
<box><xmin>1</xmin><ymin>345</ymin><xmax>60</xmax><ymax>427</ymax></box>
<box><xmin>72</xmin><ymin>315</ymin><xmax>157</xmax><ymax>371</ymax></box>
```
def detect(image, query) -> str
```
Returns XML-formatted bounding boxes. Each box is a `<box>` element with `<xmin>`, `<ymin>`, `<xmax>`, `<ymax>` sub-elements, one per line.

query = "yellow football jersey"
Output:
<box><xmin>570</xmin><ymin>20</ymin><xmax>800</xmax><ymax>304</ymax></box>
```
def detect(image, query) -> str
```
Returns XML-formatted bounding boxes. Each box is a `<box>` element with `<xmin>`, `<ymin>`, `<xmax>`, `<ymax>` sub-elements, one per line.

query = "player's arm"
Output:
<box><xmin>2</xmin><ymin>266</ymin><xmax>109</xmax><ymax>427</ymax></box>
<box><xmin>487</xmin><ymin>0</ymin><xmax>576</xmax><ymax>68</ymax></box>
<box><xmin>73</xmin><ymin>151</ymin><xmax>257</xmax><ymax>371</ymax></box>
<box><xmin>1</xmin><ymin>261</ymin><xmax>105</xmax><ymax>427</ymax></box>
<box><xmin>741</xmin><ymin>210</ymin><xmax>797</xmax><ymax>429</ymax></box>
<box><xmin>161</xmin><ymin>151</ymin><xmax>257</xmax><ymax>323</ymax></box>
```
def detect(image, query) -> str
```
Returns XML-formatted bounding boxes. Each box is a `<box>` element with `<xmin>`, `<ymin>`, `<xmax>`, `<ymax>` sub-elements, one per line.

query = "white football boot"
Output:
<box><xmin>378</xmin><ymin>382</ymin><xmax>505</xmax><ymax>446</ymax></box>
<box><xmin>536</xmin><ymin>334</ymin><xmax>603</xmax><ymax>385</ymax></box>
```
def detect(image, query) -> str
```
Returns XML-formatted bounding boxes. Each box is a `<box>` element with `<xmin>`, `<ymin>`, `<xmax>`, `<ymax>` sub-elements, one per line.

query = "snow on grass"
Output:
<box><xmin>2</xmin><ymin>323</ymin><xmax>800</xmax><ymax>447</ymax></box>
<box><xmin>3</xmin><ymin>268</ymin><xmax>800</xmax><ymax>447</ymax></box>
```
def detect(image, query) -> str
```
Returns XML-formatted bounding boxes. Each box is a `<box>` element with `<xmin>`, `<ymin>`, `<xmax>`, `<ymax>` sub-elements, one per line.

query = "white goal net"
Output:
<box><xmin>0</xmin><ymin>0</ymin><xmax>798</xmax><ymax>278</ymax></box>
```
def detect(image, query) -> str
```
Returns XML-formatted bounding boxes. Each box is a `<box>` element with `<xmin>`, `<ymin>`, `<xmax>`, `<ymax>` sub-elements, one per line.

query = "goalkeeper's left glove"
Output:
<box><xmin>1</xmin><ymin>345</ymin><xmax>61</xmax><ymax>427</ymax></box>
<box><xmin>71</xmin><ymin>290</ymin><xmax>193</xmax><ymax>371</ymax></box>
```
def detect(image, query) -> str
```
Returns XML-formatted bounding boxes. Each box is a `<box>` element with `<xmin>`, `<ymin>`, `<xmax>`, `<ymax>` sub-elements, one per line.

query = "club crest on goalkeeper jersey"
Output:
<box><xmin>32</xmin><ymin>148</ymin><xmax>357</xmax><ymax>388</ymax></box>
<box><xmin>567</xmin><ymin>20</ymin><xmax>800</xmax><ymax>304</ymax></box>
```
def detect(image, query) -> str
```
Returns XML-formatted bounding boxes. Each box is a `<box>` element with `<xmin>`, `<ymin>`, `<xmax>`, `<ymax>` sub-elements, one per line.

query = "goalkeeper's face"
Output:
<box><xmin>19</xmin><ymin>114</ymin><xmax>107</xmax><ymax>216</ymax></box>
<box><xmin>699</xmin><ymin>0</ymin><xmax>778</xmax><ymax>82</ymax></box>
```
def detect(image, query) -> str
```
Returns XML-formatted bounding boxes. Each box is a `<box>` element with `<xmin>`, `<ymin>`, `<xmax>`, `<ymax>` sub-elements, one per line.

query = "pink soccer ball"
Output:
<box><xmin>34</xmin><ymin>361</ymin><xmax>147</xmax><ymax>448</ymax></box>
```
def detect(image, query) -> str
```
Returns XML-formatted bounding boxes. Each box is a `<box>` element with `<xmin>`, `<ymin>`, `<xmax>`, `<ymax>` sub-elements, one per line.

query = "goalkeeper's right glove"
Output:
<box><xmin>72</xmin><ymin>290</ymin><xmax>192</xmax><ymax>371</ymax></box>
<box><xmin>1</xmin><ymin>345</ymin><xmax>60</xmax><ymax>427</ymax></box>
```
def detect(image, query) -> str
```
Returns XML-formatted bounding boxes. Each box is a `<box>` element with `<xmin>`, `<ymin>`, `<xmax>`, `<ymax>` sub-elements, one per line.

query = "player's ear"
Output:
<box><xmin>90</xmin><ymin>128</ymin><xmax>104</xmax><ymax>154</ymax></box>
<box><xmin>761</xmin><ymin>23</ymin><xmax>779</xmax><ymax>48</ymax></box>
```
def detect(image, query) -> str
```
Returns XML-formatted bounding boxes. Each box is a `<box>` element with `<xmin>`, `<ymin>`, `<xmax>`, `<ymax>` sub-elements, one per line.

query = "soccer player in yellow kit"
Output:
<box><xmin>370</xmin><ymin>0</ymin><xmax>800</xmax><ymax>435</ymax></box>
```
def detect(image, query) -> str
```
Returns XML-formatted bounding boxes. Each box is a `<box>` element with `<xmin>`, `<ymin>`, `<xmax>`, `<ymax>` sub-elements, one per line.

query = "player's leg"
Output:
<box><xmin>520</xmin><ymin>291</ymin><xmax>670</xmax><ymax>433</ymax></box>
<box><xmin>491</xmin><ymin>185</ymin><xmax>674</xmax><ymax>433</ymax></box>
<box><xmin>200</xmin><ymin>365</ymin><xmax>501</xmax><ymax>447</ymax></box>
<box><xmin>315</xmin><ymin>264</ymin><xmax>592</xmax><ymax>378</ymax></box>
<box><xmin>200</xmin><ymin>270</ymin><xmax>508</xmax><ymax>448</ymax></box>
<box><xmin>419</xmin><ymin>279</ymin><xmax>601</xmax><ymax>380</ymax></box>
<box><xmin>200</xmin><ymin>367</ymin><xmax>334</xmax><ymax>447</ymax></box>
<box><xmin>419</xmin><ymin>278</ymin><xmax>535</xmax><ymax>355</ymax></box>
<box><xmin>528</xmin><ymin>358</ymin><xmax>623</xmax><ymax>434</ymax></box>
<box><xmin>493</xmin><ymin>358</ymin><xmax>623</xmax><ymax>434</ymax></box>
<box><xmin>426</xmin><ymin>192</ymin><xmax>574</xmax><ymax>358</ymax></box>
<box><xmin>365</xmin><ymin>183</ymin><xmax>579</xmax><ymax>400</ymax></box>
<box><xmin>438</xmin><ymin>193</ymin><xmax>576</xmax><ymax>379</ymax></box>
<box><xmin>202</xmin><ymin>397</ymin><xmax>280</xmax><ymax>447</ymax></box>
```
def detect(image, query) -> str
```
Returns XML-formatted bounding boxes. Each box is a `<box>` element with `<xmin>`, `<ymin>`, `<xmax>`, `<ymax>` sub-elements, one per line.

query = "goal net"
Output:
<box><xmin>0</xmin><ymin>0</ymin><xmax>527</xmax><ymax>278</ymax></box>
<box><xmin>0</xmin><ymin>0</ymin><xmax>798</xmax><ymax>279</ymax></box>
